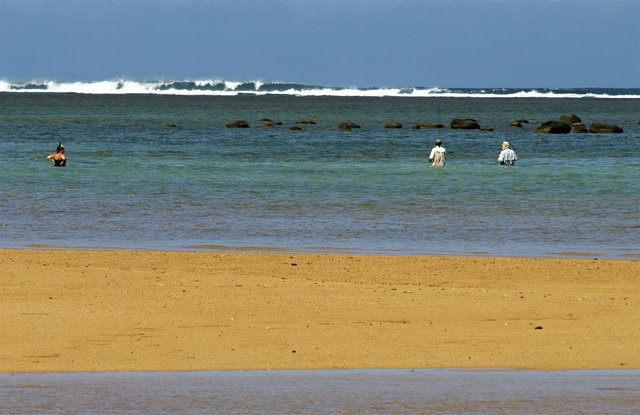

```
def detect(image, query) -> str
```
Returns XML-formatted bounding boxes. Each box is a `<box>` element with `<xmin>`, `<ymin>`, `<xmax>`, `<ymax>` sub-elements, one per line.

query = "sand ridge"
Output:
<box><xmin>1</xmin><ymin>249</ymin><xmax>638</xmax><ymax>373</ymax></box>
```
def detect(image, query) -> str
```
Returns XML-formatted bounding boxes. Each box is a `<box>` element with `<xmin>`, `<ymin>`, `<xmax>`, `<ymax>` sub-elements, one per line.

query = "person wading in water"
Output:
<box><xmin>47</xmin><ymin>143</ymin><xmax>66</xmax><ymax>167</ymax></box>
<box><xmin>498</xmin><ymin>141</ymin><xmax>518</xmax><ymax>166</ymax></box>
<box><xmin>429</xmin><ymin>139</ymin><xmax>446</xmax><ymax>167</ymax></box>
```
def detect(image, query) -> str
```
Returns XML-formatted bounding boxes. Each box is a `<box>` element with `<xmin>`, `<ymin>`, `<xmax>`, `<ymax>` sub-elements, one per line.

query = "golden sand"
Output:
<box><xmin>1</xmin><ymin>249</ymin><xmax>638</xmax><ymax>373</ymax></box>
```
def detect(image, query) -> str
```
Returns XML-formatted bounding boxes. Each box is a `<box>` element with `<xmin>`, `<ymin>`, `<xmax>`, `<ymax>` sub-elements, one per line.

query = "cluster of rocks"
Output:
<box><xmin>534</xmin><ymin>114</ymin><xmax>624</xmax><ymax>134</ymax></box>
<box><xmin>226</xmin><ymin>119</ymin><xmax>316</xmax><ymax>131</ymax></box>
<box><xmin>225</xmin><ymin>118</ymin><xmax>492</xmax><ymax>131</ymax></box>
<box><xmin>222</xmin><ymin>115</ymin><xmax>625</xmax><ymax>133</ymax></box>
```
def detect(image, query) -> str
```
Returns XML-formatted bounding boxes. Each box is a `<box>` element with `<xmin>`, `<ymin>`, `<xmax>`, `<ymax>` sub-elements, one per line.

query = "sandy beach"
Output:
<box><xmin>1</xmin><ymin>249</ymin><xmax>638</xmax><ymax>373</ymax></box>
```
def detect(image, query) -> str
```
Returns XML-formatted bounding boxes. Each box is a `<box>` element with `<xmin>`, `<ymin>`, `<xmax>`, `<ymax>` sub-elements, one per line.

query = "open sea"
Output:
<box><xmin>1</xmin><ymin>84</ymin><xmax>639</xmax><ymax>258</ymax></box>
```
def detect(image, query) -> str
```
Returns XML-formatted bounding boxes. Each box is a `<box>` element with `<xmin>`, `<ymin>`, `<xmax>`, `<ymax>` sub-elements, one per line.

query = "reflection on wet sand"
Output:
<box><xmin>2</xmin><ymin>369</ymin><xmax>638</xmax><ymax>415</ymax></box>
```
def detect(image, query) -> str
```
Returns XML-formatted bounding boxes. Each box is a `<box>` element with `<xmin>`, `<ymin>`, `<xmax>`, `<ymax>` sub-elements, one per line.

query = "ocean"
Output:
<box><xmin>1</xmin><ymin>84</ymin><xmax>639</xmax><ymax>258</ymax></box>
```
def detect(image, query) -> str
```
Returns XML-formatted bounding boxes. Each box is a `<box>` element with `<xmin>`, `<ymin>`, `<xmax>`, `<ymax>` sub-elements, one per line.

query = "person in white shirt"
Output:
<box><xmin>429</xmin><ymin>139</ymin><xmax>446</xmax><ymax>167</ymax></box>
<box><xmin>498</xmin><ymin>141</ymin><xmax>517</xmax><ymax>166</ymax></box>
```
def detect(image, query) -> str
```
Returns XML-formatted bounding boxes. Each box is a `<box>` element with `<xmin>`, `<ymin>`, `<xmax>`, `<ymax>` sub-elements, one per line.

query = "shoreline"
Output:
<box><xmin>1</xmin><ymin>249</ymin><xmax>638</xmax><ymax>373</ymax></box>
<box><xmin>11</xmin><ymin>243</ymin><xmax>640</xmax><ymax>261</ymax></box>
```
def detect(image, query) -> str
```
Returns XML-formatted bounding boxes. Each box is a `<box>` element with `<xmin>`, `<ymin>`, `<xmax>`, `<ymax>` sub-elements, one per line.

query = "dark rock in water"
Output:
<box><xmin>571</xmin><ymin>123</ymin><xmax>587</xmax><ymax>133</ymax></box>
<box><xmin>509</xmin><ymin>121</ymin><xmax>523</xmax><ymax>128</ymax></box>
<box><xmin>451</xmin><ymin>119</ymin><xmax>480</xmax><ymax>129</ymax></box>
<box><xmin>535</xmin><ymin>121</ymin><xmax>571</xmax><ymax>134</ymax></box>
<box><xmin>274</xmin><ymin>122</ymin><xmax>284</xmax><ymax>126</ymax></box>
<box><xmin>385</xmin><ymin>122</ymin><xmax>403</xmax><ymax>128</ymax></box>
<box><xmin>339</xmin><ymin>122</ymin><xmax>360</xmax><ymax>130</ymax></box>
<box><xmin>226</xmin><ymin>120</ymin><xmax>250</xmax><ymax>128</ymax></box>
<box><xmin>479</xmin><ymin>128</ymin><xmax>494</xmax><ymax>132</ymax></box>
<box><xmin>416</xmin><ymin>123</ymin><xmax>445</xmax><ymax>129</ymax></box>
<box><xmin>290</xmin><ymin>126</ymin><xmax>304</xmax><ymax>131</ymax></box>
<box><xmin>166</xmin><ymin>124</ymin><xmax>178</xmax><ymax>128</ymax></box>
<box><xmin>559</xmin><ymin>114</ymin><xmax>582</xmax><ymax>125</ymax></box>
<box><xmin>263</xmin><ymin>123</ymin><xmax>277</xmax><ymax>129</ymax></box>
<box><xmin>259</xmin><ymin>118</ymin><xmax>272</xmax><ymax>123</ymax></box>
<box><xmin>589</xmin><ymin>123</ymin><xmax>624</xmax><ymax>133</ymax></box>
<box><xmin>515</xmin><ymin>119</ymin><xmax>529</xmax><ymax>124</ymax></box>
<box><xmin>295</xmin><ymin>120</ymin><xmax>317</xmax><ymax>125</ymax></box>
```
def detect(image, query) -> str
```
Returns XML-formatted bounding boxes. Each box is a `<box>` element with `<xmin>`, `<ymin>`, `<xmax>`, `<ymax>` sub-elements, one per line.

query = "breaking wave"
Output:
<box><xmin>1</xmin><ymin>79</ymin><xmax>639</xmax><ymax>98</ymax></box>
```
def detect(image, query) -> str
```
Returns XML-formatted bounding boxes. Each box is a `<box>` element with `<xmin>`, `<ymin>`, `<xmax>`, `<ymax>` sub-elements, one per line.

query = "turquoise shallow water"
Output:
<box><xmin>1</xmin><ymin>369</ymin><xmax>639</xmax><ymax>414</ymax></box>
<box><xmin>1</xmin><ymin>93</ymin><xmax>639</xmax><ymax>258</ymax></box>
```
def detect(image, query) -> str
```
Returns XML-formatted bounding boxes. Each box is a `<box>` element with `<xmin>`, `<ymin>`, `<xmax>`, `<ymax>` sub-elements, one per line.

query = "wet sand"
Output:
<box><xmin>3</xmin><ymin>369</ymin><xmax>639</xmax><ymax>414</ymax></box>
<box><xmin>1</xmin><ymin>249</ymin><xmax>638</xmax><ymax>373</ymax></box>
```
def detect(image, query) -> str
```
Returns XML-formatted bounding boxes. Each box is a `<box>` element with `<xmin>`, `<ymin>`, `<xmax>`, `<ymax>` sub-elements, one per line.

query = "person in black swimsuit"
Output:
<box><xmin>47</xmin><ymin>143</ymin><xmax>66</xmax><ymax>167</ymax></box>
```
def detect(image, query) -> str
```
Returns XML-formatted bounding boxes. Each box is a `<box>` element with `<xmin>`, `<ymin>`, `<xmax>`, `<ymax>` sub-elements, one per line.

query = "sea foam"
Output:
<box><xmin>1</xmin><ymin>79</ymin><xmax>639</xmax><ymax>98</ymax></box>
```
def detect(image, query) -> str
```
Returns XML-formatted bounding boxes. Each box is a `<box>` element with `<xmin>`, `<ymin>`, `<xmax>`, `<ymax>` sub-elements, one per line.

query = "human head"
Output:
<box><xmin>501</xmin><ymin>141</ymin><xmax>510</xmax><ymax>150</ymax></box>
<box><xmin>435</xmin><ymin>139</ymin><xmax>442</xmax><ymax>146</ymax></box>
<box><xmin>56</xmin><ymin>143</ymin><xmax>65</xmax><ymax>153</ymax></box>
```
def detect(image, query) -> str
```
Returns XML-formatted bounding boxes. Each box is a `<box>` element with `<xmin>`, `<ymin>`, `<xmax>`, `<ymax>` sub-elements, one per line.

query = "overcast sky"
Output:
<box><xmin>0</xmin><ymin>0</ymin><xmax>638</xmax><ymax>88</ymax></box>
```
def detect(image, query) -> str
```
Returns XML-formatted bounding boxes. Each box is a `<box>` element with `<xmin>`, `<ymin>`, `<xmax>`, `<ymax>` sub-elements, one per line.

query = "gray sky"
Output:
<box><xmin>0</xmin><ymin>0</ymin><xmax>638</xmax><ymax>87</ymax></box>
